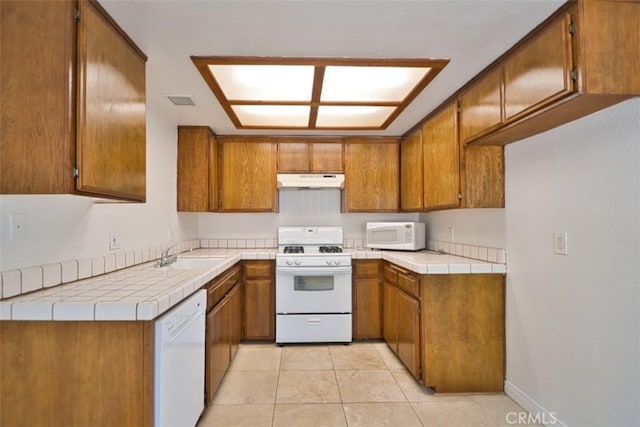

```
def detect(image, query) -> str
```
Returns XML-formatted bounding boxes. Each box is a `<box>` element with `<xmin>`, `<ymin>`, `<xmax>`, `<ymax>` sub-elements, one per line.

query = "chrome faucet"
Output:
<box><xmin>158</xmin><ymin>244</ymin><xmax>178</xmax><ymax>267</ymax></box>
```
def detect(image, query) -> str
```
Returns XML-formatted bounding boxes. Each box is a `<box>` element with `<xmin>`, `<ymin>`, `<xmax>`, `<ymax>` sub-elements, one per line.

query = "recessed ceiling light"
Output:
<box><xmin>191</xmin><ymin>57</ymin><xmax>449</xmax><ymax>130</ymax></box>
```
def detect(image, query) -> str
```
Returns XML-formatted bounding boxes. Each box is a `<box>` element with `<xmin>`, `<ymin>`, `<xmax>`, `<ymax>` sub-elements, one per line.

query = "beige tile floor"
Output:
<box><xmin>197</xmin><ymin>342</ymin><xmax>535</xmax><ymax>427</ymax></box>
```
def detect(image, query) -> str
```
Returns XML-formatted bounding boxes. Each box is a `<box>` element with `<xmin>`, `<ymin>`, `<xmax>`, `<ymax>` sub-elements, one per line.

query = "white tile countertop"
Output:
<box><xmin>0</xmin><ymin>249</ymin><xmax>276</xmax><ymax>322</ymax></box>
<box><xmin>0</xmin><ymin>248</ymin><xmax>504</xmax><ymax>322</ymax></box>
<box><xmin>346</xmin><ymin>249</ymin><xmax>507</xmax><ymax>275</ymax></box>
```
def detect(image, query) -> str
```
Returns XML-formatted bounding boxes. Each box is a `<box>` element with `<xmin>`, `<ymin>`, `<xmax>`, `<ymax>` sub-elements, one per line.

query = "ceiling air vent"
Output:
<box><xmin>166</xmin><ymin>95</ymin><xmax>196</xmax><ymax>106</ymax></box>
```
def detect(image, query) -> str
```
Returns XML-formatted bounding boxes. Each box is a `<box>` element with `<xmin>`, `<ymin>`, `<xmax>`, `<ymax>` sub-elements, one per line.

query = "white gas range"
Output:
<box><xmin>275</xmin><ymin>226</ymin><xmax>352</xmax><ymax>344</ymax></box>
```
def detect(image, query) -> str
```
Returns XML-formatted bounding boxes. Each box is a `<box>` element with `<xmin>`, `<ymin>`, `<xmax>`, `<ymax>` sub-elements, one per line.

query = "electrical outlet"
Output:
<box><xmin>553</xmin><ymin>232</ymin><xmax>568</xmax><ymax>255</ymax></box>
<box><xmin>9</xmin><ymin>212</ymin><xmax>26</xmax><ymax>241</ymax></box>
<box><xmin>168</xmin><ymin>228</ymin><xmax>175</xmax><ymax>242</ymax></box>
<box><xmin>109</xmin><ymin>232</ymin><xmax>121</xmax><ymax>250</ymax></box>
<box><xmin>448</xmin><ymin>227</ymin><xmax>455</xmax><ymax>242</ymax></box>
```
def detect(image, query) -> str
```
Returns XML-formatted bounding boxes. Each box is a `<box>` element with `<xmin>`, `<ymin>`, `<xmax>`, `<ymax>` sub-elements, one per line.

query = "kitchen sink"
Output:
<box><xmin>156</xmin><ymin>257</ymin><xmax>226</xmax><ymax>270</ymax></box>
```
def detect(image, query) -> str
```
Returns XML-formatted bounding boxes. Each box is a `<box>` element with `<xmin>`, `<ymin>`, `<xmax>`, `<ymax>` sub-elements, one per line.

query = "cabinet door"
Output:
<box><xmin>311</xmin><ymin>142</ymin><xmax>343</xmax><ymax>172</ymax></box>
<box><xmin>177</xmin><ymin>126</ymin><xmax>217</xmax><ymax>212</ymax></box>
<box><xmin>76</xmin><ymin>0</ymin><xmax>146</xmax><ymax>201</ymax></box>
<box><xmin>400</xmin><ymin>130</ymin><xmax>423</xmax><ymax>211</ymax></box>
<box><xmin>0</xmin><ymin>1</ymin><xmax>76</xmax><ymax>195</ymax></box>
<box><xmin>277</xmin><ymin>141</ymin><xmax>309</xmax><ymax>172</ymax></box>
<box><xmin>244</xmin><ymin>279</ymin><xmax>275</xmax><ymax>340</ymax></box>
<box><xmin>396</xmin><ymin>290</ymin><xmax>420</xmax><ymax>378</ymax></box>
<box><xmin>353</xmin><ymin>278</ymin><xmax>382</xmax><ymax>340</ymax></box>
<box><xmin>228</xmin><ymin>284</ymin><xmax>243</xmax><ymax>360</ymax></box>
<box><xmin>461</xmin><ymin>146</ymin><xmax>504</xmax><ymax>208</ymax></box>
<box><xmin>344</xmin><ymin>139</ymin><xmax>399</xmax><ymax>212</ymax></box>
<box><xmin>422</xmin><ymin>103</ymin><xmax>461</xmax><ymax>210</ymax></box>
<box><xmin>382</xmin><ymin>282</ymin><xmax>398</xmax><ymax>354</ymax></box>
<box><xmin>206</xmin><ymin>300</ymin><xmax>230</xmax><ymax>404</ymax></box>
<box><xmin>504</xmin><ymin>13</ymin><xmax>574</xmax><ymax>122</ymax></box>
<box><xmin>278</xmin><ymin>140</ymin><xmax>344</xmax><ymax>173</ymax></box>
<box><xmin>220</xmin><ymin>137</ymin><xmax>277</xmax><ymax>211</ymax></box>
<box><xmin>459</xmin><ymin>67</ymin><xmax>503</xmax><ymax>144</ymax></box>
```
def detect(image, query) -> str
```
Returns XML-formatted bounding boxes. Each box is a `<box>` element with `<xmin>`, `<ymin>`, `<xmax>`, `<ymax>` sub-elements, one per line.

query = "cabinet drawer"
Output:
<box><xmin>384</xmin><ymin>263</ymin><xmax>419</xmax><ymax>298</ymax></box>
<box><xmin>397</xmin><ymin>273</ymin><xmax>419</xmax><ymax>298</ymax></box>
<box><xmin>353</xmin><ymin>260</ymin><xmax>382</xmax><ymax>278</ymax></box>
<box><xmin>244</xmin><ymin>260</ymin><xmax>274</xmax><ymax>278</ymax></box>
<box><xmin>206</xmin><ymin>265</ymin><xmax>241</xmax><ymax>311</ymax></box>
<box><xmin>383</xmin><ymin>264</ymin><xmax>398</xmax><ymax>285</ymax></box>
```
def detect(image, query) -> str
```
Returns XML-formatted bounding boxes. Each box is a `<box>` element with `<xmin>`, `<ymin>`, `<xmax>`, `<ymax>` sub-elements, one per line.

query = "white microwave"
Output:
<box><xmin>366</xmin><ymin>222</ymin><xmax>426</xmax><ymax>251</ymax></box>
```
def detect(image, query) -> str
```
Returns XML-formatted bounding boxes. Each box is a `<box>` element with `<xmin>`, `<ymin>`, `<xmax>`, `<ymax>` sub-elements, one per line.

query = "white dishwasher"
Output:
<box><xmin>154</xmin><ymin>290</ymin><xmax>206</xmax><ymax>427</ymax></box>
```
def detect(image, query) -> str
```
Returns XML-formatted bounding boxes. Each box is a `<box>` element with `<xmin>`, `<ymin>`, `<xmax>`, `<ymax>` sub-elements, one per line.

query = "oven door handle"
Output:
<box><xmin>276</xmin><ymin>266</ymin><xmax>352</xmax><ymax>275</ymax></box>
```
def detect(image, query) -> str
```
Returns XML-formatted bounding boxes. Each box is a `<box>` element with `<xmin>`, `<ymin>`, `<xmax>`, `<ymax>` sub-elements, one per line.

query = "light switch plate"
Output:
<box><xmin>553</xmin><ymin>232</ymin><xmax>568</xmax><ymax>255</ymax></box>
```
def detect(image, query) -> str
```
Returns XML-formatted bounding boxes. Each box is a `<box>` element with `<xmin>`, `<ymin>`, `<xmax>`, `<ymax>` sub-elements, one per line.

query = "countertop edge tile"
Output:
<box><xmin>12</xmin><ymin>302</ymin><xmax>54</xmax><ymax>320</ymax></box>
<box><xmin>53</xmin><ymin>302</ymin><xmax>96</xmax><ymax>321</ymax></box>
<box><xmin>94</xmin><ymin>302</ymin><xmax>138</xmax><ymax>321</ymax></box>
<box><xmin>0</xmin><ymin>302</ymin><xmax>13</xmax><ymax>320</ymax></box>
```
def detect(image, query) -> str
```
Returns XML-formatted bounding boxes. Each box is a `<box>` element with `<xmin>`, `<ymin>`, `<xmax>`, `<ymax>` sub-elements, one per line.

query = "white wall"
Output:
<box><xmin>199</xmin><ymin>189</ymin><xmax>419</xmax><ymax>241</ymax></box>
<box><xmin>504</xmin><ymin>99</ymin><xmax>640</xmax><ymax>426</ymax></box>
<box><xmin>0</xmin><ymin>102</ymin><xmax>198</xmax><ymax>271</ymax></box>
<box><xmin>420</xmin><ymin>208</ymin><xmax>505</xmax><ymax>248</ymax></box>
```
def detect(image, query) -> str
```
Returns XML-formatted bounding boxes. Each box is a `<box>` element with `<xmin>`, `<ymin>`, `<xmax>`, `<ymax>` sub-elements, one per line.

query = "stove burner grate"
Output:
<box><xmin>283</xmin><ymin>246</ymin><xmax>304</xmax><ymax>254</ymax></box>
<box><xmin>319</xmin><ymin>246</ymin><xmax>343</xmax><ymax>253</ymax></box>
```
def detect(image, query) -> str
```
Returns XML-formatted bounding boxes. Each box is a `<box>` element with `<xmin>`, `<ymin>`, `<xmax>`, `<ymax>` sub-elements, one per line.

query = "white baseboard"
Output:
<box><xmin>505</xmin><ymin>381</ymin><xmax>567</xmax><ymax>427</ymax></box>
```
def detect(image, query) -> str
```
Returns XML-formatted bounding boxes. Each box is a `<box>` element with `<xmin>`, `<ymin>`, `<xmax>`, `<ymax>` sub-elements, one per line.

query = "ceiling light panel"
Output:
<box><xmin>321</xmin><ymin>66</ymin><xmax>431</xmax><ymax>102</ymax></box>
<box><xmin>209</xmin><ymin>64</ymin><xmax>314</xmax><ymax>101</ymax></box>
<box><xmin>316</xmin><ymin>106</ymin><xmax>395</xmax><ymax>128</ymax></box>
<box><xmin>192</xmin><ymin>57</ymin><xmax>449</xmax><ymax>130</ymax></box>
<box><xmin>232</xmin><ymin>105</ymin><xmax>311</xmax><ymax>127</ymax></box>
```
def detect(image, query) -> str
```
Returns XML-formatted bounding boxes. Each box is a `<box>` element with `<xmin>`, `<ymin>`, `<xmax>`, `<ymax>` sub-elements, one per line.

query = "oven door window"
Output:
<box><xmin>294</xmin><ymin>275</ymin><xmax>334</xmax><ymax>291</ymax></box>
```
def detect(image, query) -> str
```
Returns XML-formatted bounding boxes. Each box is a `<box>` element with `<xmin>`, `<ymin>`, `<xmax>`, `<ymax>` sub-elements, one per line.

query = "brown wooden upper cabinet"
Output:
<box><xmin>219</xmin><ymin>137</ymin><xmax>278</xmax><ymax>212</ymax></box>
<box><xmin>344</xmin><ymin>138</ymin><xmax>400</xmax><ymax>212</ymax></box>
<box><xmin>461</xmin><ymin>0</ymin><xmax>640</xmax><ymax>146</ymax></box>
<box><xmin>277</xmin><ymin>139</ymin><xmax>344</xmax><ymax>173</ymax></box>
<box><xmin>177</xmin><ymin>126</ymin><xmax>218</xmax><ymax>212</ymax></box>
<box><xmin>0</xmin><ymin>0</ymin><xmax>147</xmax><ymax>201</ymax></box>
<box><xmin>459</xmin><ymin>66</ymin><xmax>504</xmax><ymax>145</ymax></box>
<box><xmin>503</xmin><ymin>12</ymin><xmax>573</xmax><ymax>122</ymax></box>
<box><xmin>401</xmin><ymin>100</ymin><xmax>501</xmax><ymax>212</ymax></box>
<box><xmin>400</xmin><ymin>130</ymin><xmax>424</xmax><ymax>212</ymax></box>
<box><xmin>422</xmin><ymin>102</ymin><xmax>461</xmax><ymax>211</ymax></box>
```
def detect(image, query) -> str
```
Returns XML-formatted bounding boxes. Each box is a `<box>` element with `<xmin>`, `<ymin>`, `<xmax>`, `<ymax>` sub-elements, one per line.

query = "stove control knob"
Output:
<box><xmin>326</xmin><ymin>259</ymin><xmax>332</xmax><ymax>265</ymax></box>
<box><xmin>333</xmin><ymin>259</ymin><xmax>341</xmax><ymax>266</ymax></box>
<box><xmin>294</xmin><ymin>259</ymin><xmax>301</xmax><ymax>266</ymax></box>
<box><xmin>286</xmin><ymin>259</ymin><xmax>293</xmax><ymax>266</ymax></box>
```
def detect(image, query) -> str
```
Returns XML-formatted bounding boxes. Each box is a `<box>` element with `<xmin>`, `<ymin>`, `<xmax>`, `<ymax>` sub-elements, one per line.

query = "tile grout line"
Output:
<box><xmin>327</xmin><ymin>345</ymin><xmax>351</xmax><ymax>426</ymax></box>
<box><xmin>373</xmin><ymin>342</ymin><xmax>427</xmax><ymax>426</ymax></box>
<box><xmin>270</xmin><ymin>347</ymin><xmax>282</xmax><ymax>427</ymax></box>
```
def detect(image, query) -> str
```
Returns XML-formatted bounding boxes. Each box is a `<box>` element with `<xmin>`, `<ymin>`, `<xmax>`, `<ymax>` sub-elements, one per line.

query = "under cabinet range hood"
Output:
<box><xmin>277</xmin><ymin>173</ymin><xmax>345</xmax><ymax>190</ymax></box>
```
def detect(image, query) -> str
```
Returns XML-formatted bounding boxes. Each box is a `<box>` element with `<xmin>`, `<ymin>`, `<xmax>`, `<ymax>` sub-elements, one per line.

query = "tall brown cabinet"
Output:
<box><xmin>1</xmin><ymin>0</ymin><xmax>147</xmax><ymax>201</ymax></box>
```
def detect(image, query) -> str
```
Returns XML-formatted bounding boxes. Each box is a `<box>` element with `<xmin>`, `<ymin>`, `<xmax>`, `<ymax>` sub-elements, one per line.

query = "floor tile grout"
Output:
<box><xmin>200</xmin><ymin>342</ymin><xmax>530</xmax><ymax>427</ymax></box>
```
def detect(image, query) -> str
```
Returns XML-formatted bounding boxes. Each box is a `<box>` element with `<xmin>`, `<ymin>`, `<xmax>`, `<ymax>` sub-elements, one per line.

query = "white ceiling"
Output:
<box><xmin>100</xmin><ymin>0</ymin><xmax>565</xmax><ymax>137</ymax></box>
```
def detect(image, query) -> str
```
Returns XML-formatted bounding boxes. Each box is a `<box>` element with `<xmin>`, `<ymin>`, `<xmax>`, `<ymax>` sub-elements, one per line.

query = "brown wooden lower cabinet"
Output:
<box><xmin>421</xmin><ymin>274</ymin><xmax>505</xmax><ymax>393</ymax></box>
<box><xmin>380</xmin><ymin>261</ymin><xmax>505</xmax><ymax>392</ymax></box>
<box><xmin>243</xmin><ymin>260</ymin><xmax>275</xmax><ymax>340</ymax></box>
<box><xmin>382</xmin><ymin>262</ymin><xmax>421</xmax><ymax>379</ymax></box>
<box><xmin>204</xmin><ymin>264</ymin><xmax>243</xmax><ymax>404</ymax></box>
<box><xmin>352</xmin><ymin>260</ymin><xmax>383</xmax><ymax>340</ymax></box>
<box><xmin>0</xmin><ymin>321</ymin><xmax>154</xmax><ymax>427</ymax></box>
